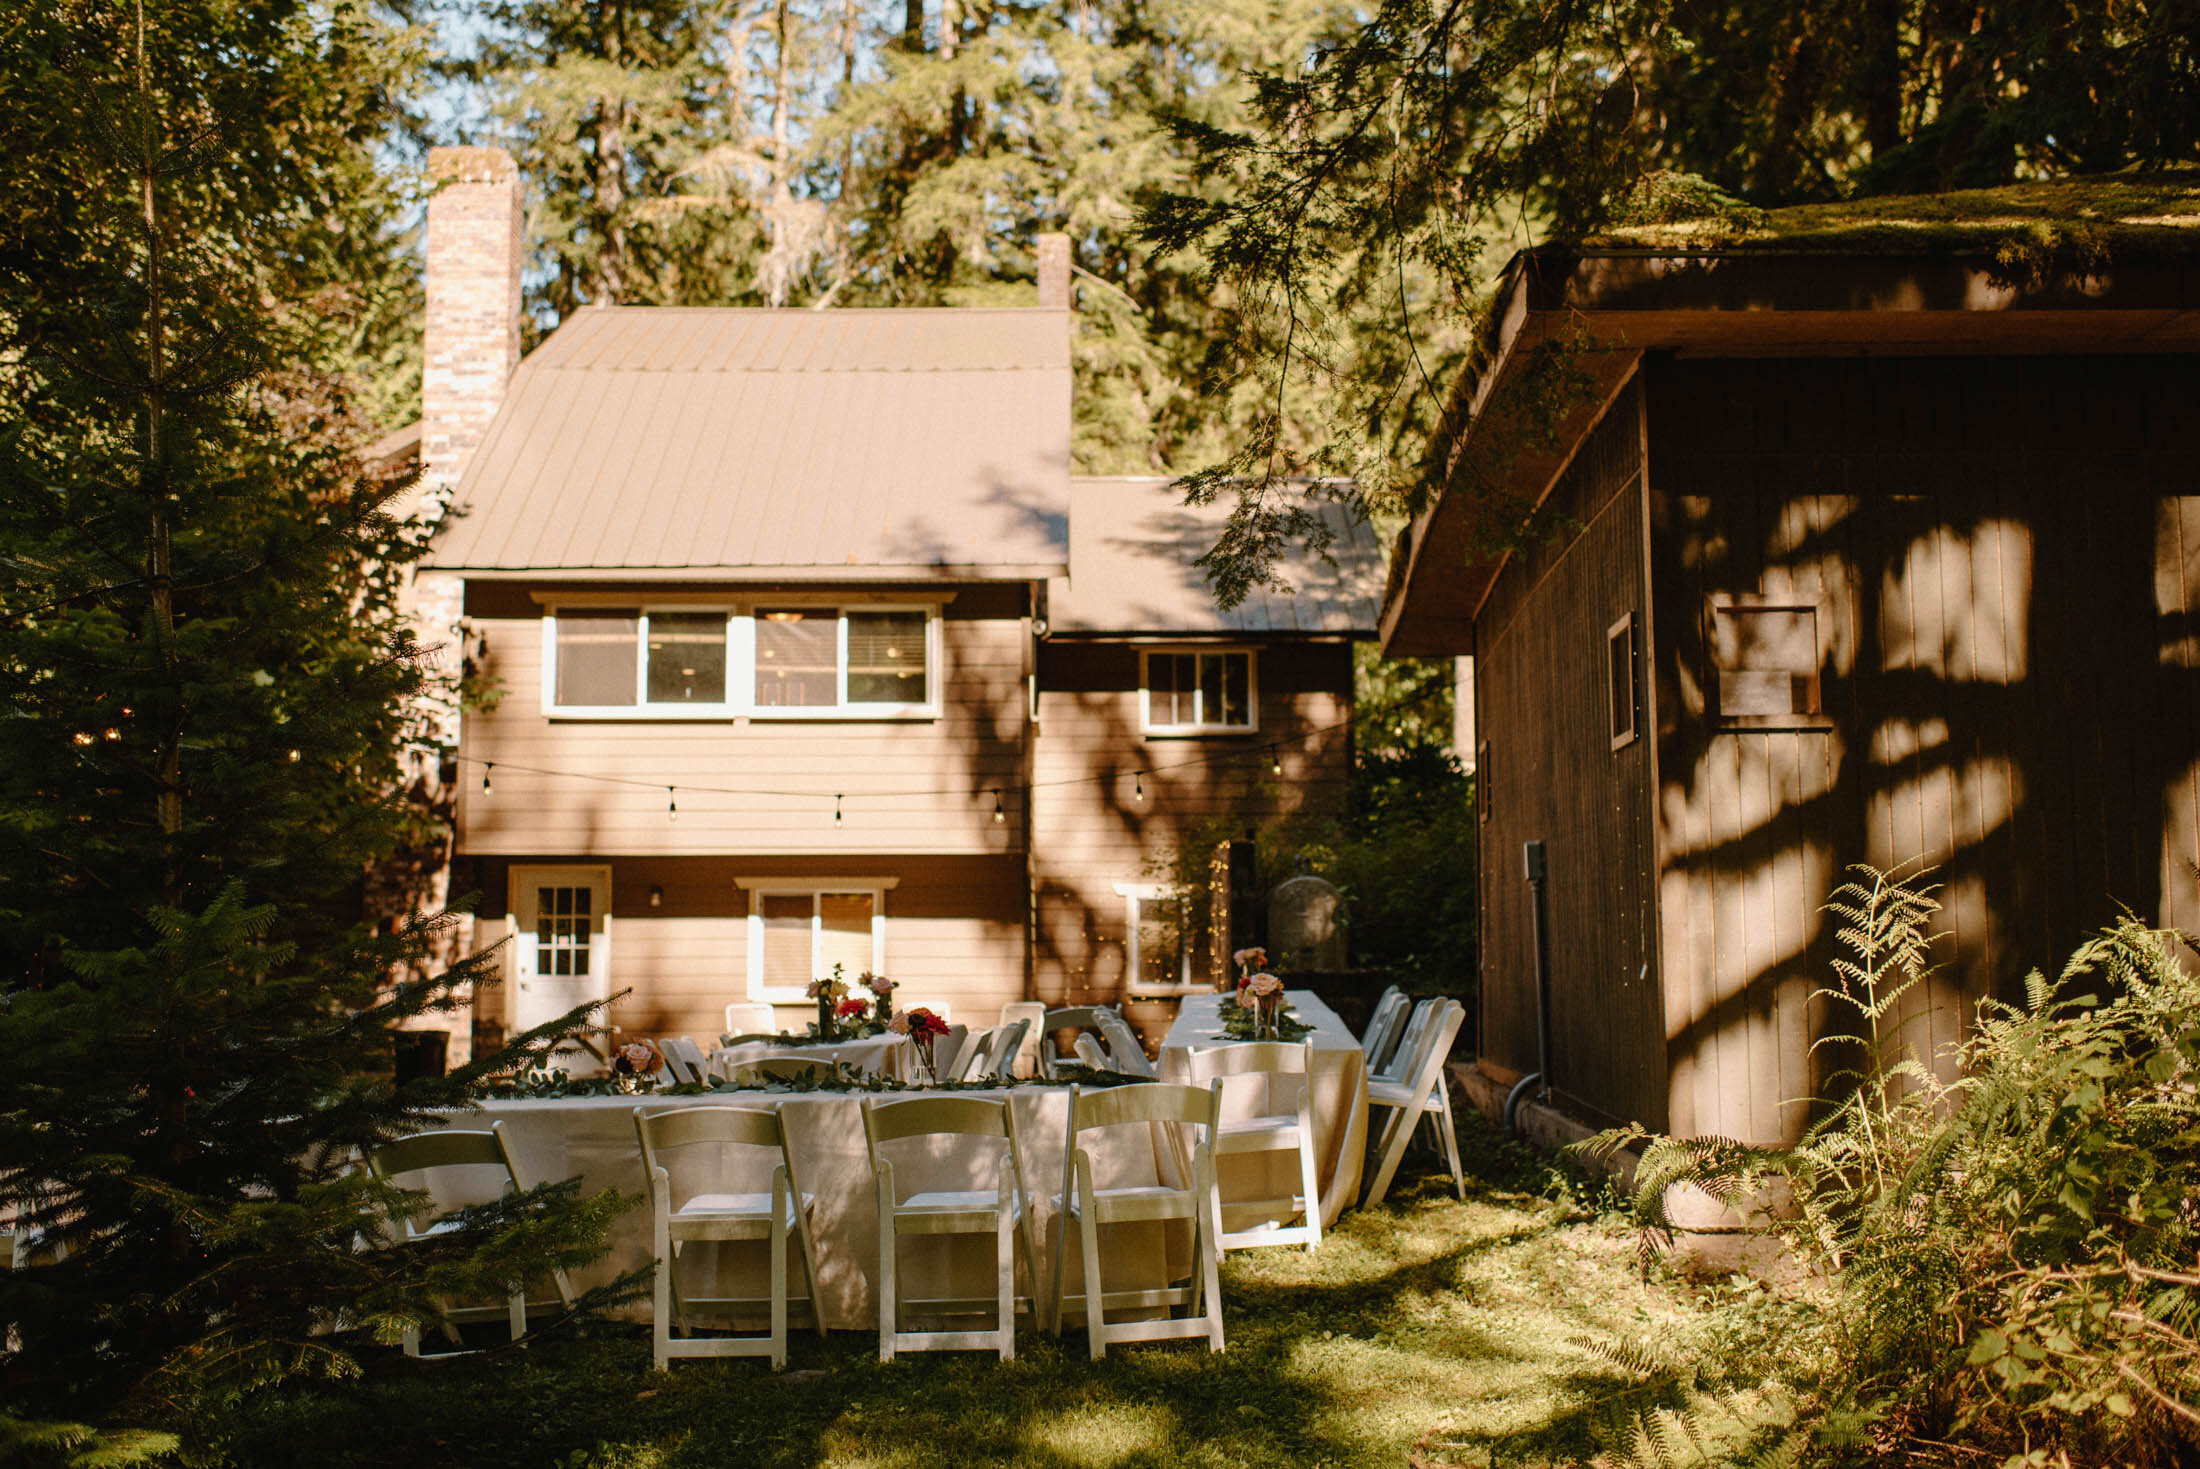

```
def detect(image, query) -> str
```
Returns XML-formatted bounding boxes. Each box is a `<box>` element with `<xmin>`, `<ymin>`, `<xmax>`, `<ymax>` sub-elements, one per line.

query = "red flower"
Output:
<box><xmin>903</xmin><ymin>1007</ymin><xmax>950</xmax><ymax>1040</ymax></box>
<box><xmin>836</xmin><ymin>997</ymin><xmax>870</xmax><ymax>1019</ymax></box>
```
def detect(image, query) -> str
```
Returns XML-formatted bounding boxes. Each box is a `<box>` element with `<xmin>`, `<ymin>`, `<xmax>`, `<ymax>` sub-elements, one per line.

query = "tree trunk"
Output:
<box><xmin>595</xmin><ymin>0</ymin><xmax>629</xmax><ymax>303</ymax></box>
<box><xmin>768</xmin><ymin>0</ymin><xmax>794</xmax><ymax>306</ymax></box>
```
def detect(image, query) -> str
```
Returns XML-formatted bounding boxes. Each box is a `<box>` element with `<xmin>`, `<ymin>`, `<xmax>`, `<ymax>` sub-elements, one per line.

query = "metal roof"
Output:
<box><xmin>1051</xmin><ymin>477</ymin><xmax>1384</xmax><ymax>637</ymax></box>
<box><xmin>426</xmin><ymin>307</ymin><xmax>1072</xmax><ymax>579</ymax></box>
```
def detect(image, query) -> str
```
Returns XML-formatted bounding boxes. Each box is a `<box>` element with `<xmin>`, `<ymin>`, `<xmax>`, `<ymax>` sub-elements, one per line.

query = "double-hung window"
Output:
<box><xmin>1115</xmin><ymin>882</ymin><xmax>1204</xmax><ymax>995</ymax></box>
<box><xmin>544</xmin><ymin>605</ymin><xmax>936</xmax><ymax>718</ymax></box>
<box><xmin>549</xmin><ymin>609</ymin><xmax>732</xmax><ymax>714</ymax></box>
<box><xmin>1141</xmin><ymin>648</ymin><xmax>1255</xmax><ymax>734</ymax></box>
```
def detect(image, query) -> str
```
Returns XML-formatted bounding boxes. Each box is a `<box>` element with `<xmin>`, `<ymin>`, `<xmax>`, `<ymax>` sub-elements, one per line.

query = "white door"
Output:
<box><xmin>509</xmin><ymin>867</ymin><xmax>612</xmax><ymax>1045</ymax></box>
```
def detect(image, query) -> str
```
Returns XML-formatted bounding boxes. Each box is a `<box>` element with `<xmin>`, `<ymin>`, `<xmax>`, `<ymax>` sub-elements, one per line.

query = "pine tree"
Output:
<box><xmin>0</xmin><ymin>1</ymin><xmax>622</xmax><ymax>1416</ymax></box>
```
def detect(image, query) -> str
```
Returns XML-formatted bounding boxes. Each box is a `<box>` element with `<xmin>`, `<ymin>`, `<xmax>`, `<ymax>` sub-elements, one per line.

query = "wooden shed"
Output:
<box><xmin>1381</xmin><ymin>181</ymin><xmax>2200</xmax><ymax>1144</ymax></box>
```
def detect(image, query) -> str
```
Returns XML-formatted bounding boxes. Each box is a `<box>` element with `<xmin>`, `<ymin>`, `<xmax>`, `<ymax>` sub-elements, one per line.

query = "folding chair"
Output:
<box><xmin>724</xmin><ymin>1002</ymin><xmax>778</xmax><ymax>1038</ymax></box>
<box><xmin>658</xmin><ymin>1038</ymin><xmax>708</xmax><ymax>1086</ymax></box>
<box><xmin>729</xmin><ymin>1056</ymin><xmax>838</xmax><ymax>1086</ymax></box>
<box><xmin>633</xmin><ymin>1105</ymin><xmax>824</xmax><ymax>1370</ymax></box>
<box><xmin>1186</xmin><ymin>1040</ymin><xmax>1322</xmax><ymax>1253</ymax></box>
<box><xmin>1360</xmin><ymin>988</ymin><xmax>1408</xmax><ymax>1069</ymax></box>
<box><xmin>863</xmin><ymin>1096</ymin><xmax>1037</xmax><ymax>1361</ymax></box>
<box><xmin>1095</xmin><ymin>1011</ymin><xmax>1159</xmax><ymax>1078</ymax></box>
<box><xmin>1362</xmin><ymin>999</ymin><xmax>1468</xmax><ymax>1207</ymax></box>
<box><xmin>364</xmin><ymin>1122</ymin><xmax>576</xmax><ymax>1356</ymax></box>
<box><xmin>929</xmin><ymin>1024</ymin><xmax>971</xmax><ymax>1084</ymax></box>
<box><xmin>999</xmin><ymin>1002</ymin><xmax>1047</xmax><ymax>1078</ymax></box>
<box><xmin>945</xmin><ymin>1020</ymin><xmax>1026</xmax><ymax>1083</ymax></box>
<box><xmin>1048</xmin><ymin>1083</ymin><xmax>1226</xmax><ymax>1360</ymax></box>
<box><xmin>1037</xmin><ymin>1006</ymin><xmax>1118</xmax><ymax>1079</ymax></box>
<box><xmin>1372</xmin><ymin>998</ymin><xmax>1434</xmax><ymax>1085</ymax></box>
<box><xmin>1072</xmin><ymin>1034</ymin><xmax>1112</xmax><ymax>1069</ymax></box>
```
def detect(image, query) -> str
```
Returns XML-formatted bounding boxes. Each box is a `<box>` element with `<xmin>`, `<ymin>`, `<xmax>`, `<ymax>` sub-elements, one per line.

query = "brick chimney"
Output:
<box><xmin>421</xmin><ymin>146</ymin><xmax>523</xmax><ymax>491</ymax></box>
<box><xmin>1036</xmin><ymin>232</ymin><xmax>1072</xmax><ymax>310</ymax></box>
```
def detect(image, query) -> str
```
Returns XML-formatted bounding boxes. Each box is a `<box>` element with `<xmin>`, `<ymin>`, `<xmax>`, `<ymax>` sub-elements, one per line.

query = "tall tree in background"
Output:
<box><xmin>1143</xmin><ymin>0</ymin><xmax>2200</xmax><ymax>602</ymax></box>
<box><xmin>0</xmin><ymin>0</ymin><xmax>619</xmax><ymax>1417</ymax></box>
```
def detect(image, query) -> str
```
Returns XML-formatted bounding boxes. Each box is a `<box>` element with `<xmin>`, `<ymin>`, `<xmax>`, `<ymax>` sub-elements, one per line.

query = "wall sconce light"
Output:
<box><xmin>648</xmin><ymin>884</ymin><xmax>663</xmax><ymax>909</ymax></box>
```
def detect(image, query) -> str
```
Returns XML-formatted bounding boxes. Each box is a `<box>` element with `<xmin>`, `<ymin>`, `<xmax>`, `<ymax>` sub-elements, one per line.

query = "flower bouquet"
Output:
<box><xmin>806</xmin><ymin>972</ymin><xmax>852</xmax><ymax>1041</ymax></box>
<box><xmin>1220</xmin><ymin>948</ymin><xmax>1313</xmax><ymax>1042</ymax></box>
<box><xmin>891</xmin><ymin>1006</ymin><xmax>951</xmax><ymax>1082</ymax></box>
<box><xmin>610</xmin><ymin>1038</ymin><xmax>666</xmax><ymax>1094</ymax></box>
<box><xmin>861</xmin><ymin>971</ymin><xmax>895</xmax><ymax>1029</ymax></box>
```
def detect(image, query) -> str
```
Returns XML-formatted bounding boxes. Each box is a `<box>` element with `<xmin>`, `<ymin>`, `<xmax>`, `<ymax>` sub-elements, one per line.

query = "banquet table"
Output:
<box><xmin>1157</xmin><ymin>990</ymin><xmax>1369</xmax><ymax>1228</ymax></box>
<box><xmin>448</xmin><ymin>1085</ymin><xmax>1196</xmax><ymax>1331</ymax></box>
<box><xmin>710</xmin><ymin>1032</ymin><xmax>915</xmax><ymax>1083</ymax></box>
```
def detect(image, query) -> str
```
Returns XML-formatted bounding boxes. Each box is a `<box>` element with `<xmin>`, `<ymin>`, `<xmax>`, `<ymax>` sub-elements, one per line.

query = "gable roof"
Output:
<box><xmin>426</xmin><ymin>306</ymin><xmax>1072</xmax><ymax>580</ymax></box>
<box><xmin>1051</xmin><ymin>477</ymin><xmax>1383</xmax><ymax>637</ymax></box>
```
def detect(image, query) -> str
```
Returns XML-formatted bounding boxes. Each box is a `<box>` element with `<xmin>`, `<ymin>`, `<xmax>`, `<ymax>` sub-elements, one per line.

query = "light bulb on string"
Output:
<box><xmin>834</xmin><ymin>793</ymin><xmax>844</xmax><ymax>827</ymax></box>
<box><xmin>481</xmin><ymin>762</ymin><xmax>493</xmax><ymax>796</ymax></box>
<box><xmin>666</xmin><ymin>786</ymin><xmax>678</xmax><ymax>822</ymax></box>
<box><xmin>1270</xmin><ymin>745</ymin><xmax>1283</xmax><ymax>776</ymax></box>
<box><xmin>1134</xmin><ymin>770</ymin><xmax>1145</xmax><ymax>803</ymax></box>
<box><xmin>992</xmin><ymin>789</ymin><xmax>1006</xmax><ymax>823</ymax></box>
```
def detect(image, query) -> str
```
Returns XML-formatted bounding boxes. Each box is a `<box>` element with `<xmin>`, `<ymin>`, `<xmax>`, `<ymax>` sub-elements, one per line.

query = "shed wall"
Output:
<box><xmin>1646</xmin><ymin>354</ymin><xmax>2200</xmax><ymax>1143</ymax></box>
<box><xmin>1474</xmin><ymin>377</ymin><xmax>1666</xmax><ymax>1128</ymax></box>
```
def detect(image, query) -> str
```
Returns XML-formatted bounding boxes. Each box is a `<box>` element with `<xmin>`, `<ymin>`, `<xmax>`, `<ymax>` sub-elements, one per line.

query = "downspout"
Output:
<box><xmin>1504</xmin><ymin>839</ymin><xmax>1553</xmax><ymax>1139</ymax></box>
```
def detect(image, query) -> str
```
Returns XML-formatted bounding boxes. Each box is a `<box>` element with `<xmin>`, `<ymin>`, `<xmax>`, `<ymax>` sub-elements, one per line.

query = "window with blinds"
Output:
<box><xmin>548</xmin><ymin>605</ymin><xmax>935</xmax><ymax>717</ymax></box>
<box><xmin>553</xmin><ymin>609</ymin><xmax>730</xmax><ymax>710</ymax></box>
<box><xmin>749</xmin><ymin>887</ymin><xmax>882</xmax><ymax>997</ymax></box>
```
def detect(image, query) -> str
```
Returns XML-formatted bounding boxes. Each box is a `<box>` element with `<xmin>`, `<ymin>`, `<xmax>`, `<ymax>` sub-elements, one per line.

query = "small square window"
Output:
<box><xmin>1141</xmin><ymin>649</ymin><xmax>1256</xmax><ymax>734</ymax></box>
<box><xmin>1711</xmin><ymin>600</ymin><xmax>1826</xmax><ymax>729</ymax></box>
<box><xmin>1608</xmin><ymin>612</ymin><xmax>1638</xmax><ymax>750</ymax></box>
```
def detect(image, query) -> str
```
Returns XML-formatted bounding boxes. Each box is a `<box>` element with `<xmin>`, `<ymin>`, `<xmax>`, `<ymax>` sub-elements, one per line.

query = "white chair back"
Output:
<box><xmin>657</xmin><ymin>1038</ymin><xmax>707</xmax><ymax>1086</ymax></box>
<box><xmin>984</xmin><ymin>1019</ymin><xmax>1030</xmax><ymax>1081</ymax></box>
<box><xmin>1072</xmin><ymin>1034</ymin><xmax>1109</xmax><ymax>1069</ymax></box>
<box><xmin>1094</xmin><ymin>1011</ymin><xmax>1157</xmax><ymax>1078</ymax></box>
<box><xmin>724</xmin><ymin>1002</ymin><xmax>777</xmax><ymax>1037</ymax></box>
<box><xmin>999</xmin><ymin>1002</ymin><xmax>1046</xmax><ymax>1078</ymax></box>
<box><xmin>1375</xmin><ymin>1000</ymin><xmax>1436</xmax><ymax>1084</ymax></box>
<box><xmin>1360</xmin><ymin>988</ymin><xmax>1405</xmax><ymax>1058</ymax></box>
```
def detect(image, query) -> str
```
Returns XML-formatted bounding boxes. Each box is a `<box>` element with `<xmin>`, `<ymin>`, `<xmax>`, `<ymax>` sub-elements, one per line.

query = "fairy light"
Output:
<box><xmin>1134</xmin><ymin>770</ymin><xmax>1145</xmax><ymax>802</ymax></box>
<box><xmin>992</xmin><ymin>789</ymin><xmax>1006</xmax><ymax>823</ymax></box>
<box><xmin>1270</xmin><ymin>745</ymin><xmax>1283</xmax><ymax>776</ymax></box>
<box><xmin>834</xmin><ymin>793</ymin><xmax>844</xmax><ymax>827</ymax></box>
<box><xmin>666</xmin><ymin>786</ymin><xmax>678</xmax><ymax>822</ymax></box>
<box><xmin>481</xmin><ymin>762</ymin><xmax>493</xmax><ymax>796</ymax></box>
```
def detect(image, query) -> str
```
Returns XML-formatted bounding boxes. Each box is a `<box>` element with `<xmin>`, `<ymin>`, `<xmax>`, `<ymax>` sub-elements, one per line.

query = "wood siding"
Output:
<box><xmin>469</xmin><ymin>853</ymin><xmax>1027</xmax><ymax>1046</ymax></box>
<box><xmin>455</xmin><ymin>582</ymin><xmax>1029</xmax><ymax>857</ymax></box>
<box><xmin>1474</xmin><ymin>377</ymin><xmax>1666</xmax><ymax>1128</ymax></box>
<box><xmin>1647</xmin><ymin>354</ymin><xmax>2200</xmax><ymax>1144</ymax></box>
<box><xmin>1029</xmin><ymin>640</ymin><xmax>1354</xmax><ymax>1008</ymax></box>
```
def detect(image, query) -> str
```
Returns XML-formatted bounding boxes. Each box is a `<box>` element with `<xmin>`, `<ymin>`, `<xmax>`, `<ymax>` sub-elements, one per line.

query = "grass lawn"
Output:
<box><xmin>192</xmin><ymin>1118</ymin><xmax>1747</xmax><ymax>1469</ymax></box>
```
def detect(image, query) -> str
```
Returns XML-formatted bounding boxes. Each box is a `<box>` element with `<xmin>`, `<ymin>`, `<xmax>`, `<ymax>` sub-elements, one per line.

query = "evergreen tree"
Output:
<box><xmin>0</xmin><ymin>1</ymin><xmax>621</xmax><ymax>1416</ymax></box>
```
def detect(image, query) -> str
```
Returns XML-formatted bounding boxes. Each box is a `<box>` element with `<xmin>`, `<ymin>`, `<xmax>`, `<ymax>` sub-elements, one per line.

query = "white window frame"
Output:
<box><xmin>1138</xmin><ymin>646</ymin><xmax>1259</xmax><ymax>736</ymax></box>
<box><xmin>1115</xmin><ymin>881</ymin><xmax>1204</xmax><ymax>996</ymax></box>
<box><xmin>736</xmin><ymin>876</ymin><xmax>898</xmax><ymax>1003</ymax></box>
<box><xmin>540</xmin><ymin>602</ymin><xmax>942</xmax><ymax>721</ymax></box>
<box><xmin>749</xmin><ymin>603</ymin><xmax>940</xmax><ymax>721</ymax></box>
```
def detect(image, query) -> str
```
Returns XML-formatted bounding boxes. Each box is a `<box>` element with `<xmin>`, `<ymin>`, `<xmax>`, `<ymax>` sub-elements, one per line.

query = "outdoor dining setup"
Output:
<box><xmin>372</xmin><ymin>955</ymin><xmax>1467</xmax><ymax>1370</ymax></box>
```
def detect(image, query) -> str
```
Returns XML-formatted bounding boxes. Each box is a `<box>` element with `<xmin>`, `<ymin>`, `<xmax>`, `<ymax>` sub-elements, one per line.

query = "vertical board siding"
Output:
<box><xmin>1476</xmin><ymin>377</ymin><xmax>1666</xmax><ymax>1129</ymax></box>
<box><xmin>1645</xmin><ymin>354</ymin><xmax>2200</xmax><ymax>1144</ymax></box>
<box><xmin>1029</xmin><ymin>640</ymin><xmax>1354</xmax><ymax>1008</ymax></box>
<box><xmin>455</xmin><ymin>589</ymin><xmax>1028</xmax><ymax>856</ymax></box>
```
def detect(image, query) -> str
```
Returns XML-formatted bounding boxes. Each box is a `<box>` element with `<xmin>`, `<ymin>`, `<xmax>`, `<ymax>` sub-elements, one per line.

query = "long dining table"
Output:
<box><xmin>1156</xmin><ymin>990</ymin><xmax>1370</xmax><ymax>1228</ymax></box>
<box><xmin>457</xmin><ymin>1083</ymin><xmax>1197</xmax><ymax>1331</ymax></box>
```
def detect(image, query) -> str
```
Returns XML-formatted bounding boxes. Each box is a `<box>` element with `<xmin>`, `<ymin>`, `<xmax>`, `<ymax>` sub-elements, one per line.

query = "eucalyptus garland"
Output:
<box><xmin>1216</xmin><ymin>997</ymin><xmax>1316</xmax><ymax>1043</ymax></box>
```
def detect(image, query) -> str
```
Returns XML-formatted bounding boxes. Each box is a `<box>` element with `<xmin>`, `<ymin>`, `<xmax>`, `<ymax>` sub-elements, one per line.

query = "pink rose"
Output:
<box><xmin>1243</xmin><ymin>973</ymin><xmax>1283</xmax><ymax>999</ymax></box>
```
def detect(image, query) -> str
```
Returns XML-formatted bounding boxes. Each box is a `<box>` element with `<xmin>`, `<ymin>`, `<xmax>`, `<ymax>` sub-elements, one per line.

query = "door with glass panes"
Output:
<box><xmin>509</xmin><ymin>867</ymin><xmax>612</xmax><ymax>1038</ymax></box>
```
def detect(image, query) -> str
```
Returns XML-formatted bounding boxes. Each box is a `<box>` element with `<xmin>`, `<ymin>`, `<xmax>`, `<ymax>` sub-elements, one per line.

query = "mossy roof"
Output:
<box><xmin>1582</xmin><ymin>171</ymin><xmax>2200</xmax><ymax>259</ymax></box>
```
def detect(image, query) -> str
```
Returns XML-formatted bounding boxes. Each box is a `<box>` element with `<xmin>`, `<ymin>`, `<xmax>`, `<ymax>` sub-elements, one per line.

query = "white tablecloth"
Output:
<box><xmin>1158</xmin><ymin>990</ymin><xmax>1369</xmax><ymax>1227</ymax></box>
<box><xmin>449</xmin><ymin>1086</ymin><xmax>1195</xmax><ymax>1330</ymax></box>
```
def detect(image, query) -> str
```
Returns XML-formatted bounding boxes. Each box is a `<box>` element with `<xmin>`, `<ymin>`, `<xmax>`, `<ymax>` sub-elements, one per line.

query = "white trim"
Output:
<box><xmin>740</xmin><ymin>880</ymin><xmax>891</xmax><ymax>1003</ymax></box>
<box><xmin>1138</xmin><ymin>646</ymin><xmax>1259</xmax><ymax>736</ymax></box>
<box><xmin>1114</xmin><ymin>882</ymin><xmax>1205</xmax><ymax>996</ymax></box>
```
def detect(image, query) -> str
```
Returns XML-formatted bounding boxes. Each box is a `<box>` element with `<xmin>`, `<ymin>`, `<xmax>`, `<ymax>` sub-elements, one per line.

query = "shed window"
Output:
<box><xmin>1608</xmin><ymin>612</ymin><xmax>1638</xmax><ymax>750</ymax></box>
<box><xmin>1712</xmin><ymin>601</ymin><xmax>1826</xmax><ymax>729</ymax></box>
<box><xmin>1142</xmin><ymin>649</ymin><xmax>1255</xmax><ymax>734</ymax></box>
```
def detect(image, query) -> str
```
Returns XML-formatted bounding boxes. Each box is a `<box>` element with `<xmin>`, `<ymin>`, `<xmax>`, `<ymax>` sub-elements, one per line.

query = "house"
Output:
<box><xmin>1379</xmin><ymin>180</ymin><xmax>2200</xmax><ymax>1146</ymax></box>
<box><xmin>409</xmin><ymin>148</ymin><xmax>1383</xmax><ymax>1055</ymax></box>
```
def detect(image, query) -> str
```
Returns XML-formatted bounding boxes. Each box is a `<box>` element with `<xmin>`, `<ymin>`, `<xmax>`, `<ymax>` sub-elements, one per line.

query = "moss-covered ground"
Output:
<box><xmin>177</xmin><ymin>1115</ymin><xmax>1763</xmax><ymax>1469</ymax></box>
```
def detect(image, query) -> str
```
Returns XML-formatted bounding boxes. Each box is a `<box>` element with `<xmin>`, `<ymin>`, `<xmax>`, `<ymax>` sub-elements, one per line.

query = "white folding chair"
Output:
<box><xmin>1360</xmin><ymin>988</ymin><xmax>1407</xmax><ymax>1067</ymax></box>
<box><xmin>1072</xmin><ymin>1034</ymin><xmax>1111</xmax><ymax>1069</ymax></box>
<box><xmin>658</xmin><ymin>1038</ymin><xmax>708</xmax><ymax>1086</ymax></box>
<box><xmin>1373</xmin><ymin>998</ymin><xmax>1437</xmax><ymax>1085</ymax></box>
<box><xmin>1362</xmin><ymin>999</ymin><xmax>1468</xmax><ymax>1207</ymax></box>
<box><xmin>1037</xmin><ymin>1006</ymin><xmax>1118</xmax><ymax>1080</ymax></box>
<box><xmin>1187</xmin><ymin>1040</ymin><xmax>1322</xmax><ymax>1253</ymax></box>
<box><xmin>724</xmin><ymin>1002</ymin><xmax>778</xmax><ymax>1038</ymax></box>
<box><xmin>999</xmin><ymin>1002</ymin><xmax>1047</xmax><ymax>1078</ymax></box>
<box><xmin>633</xmin><ymin>1105</ymin><xmax>824</xmax><ymax>1370</ymax></box>
<box><xmin>946</xmin><ymin>1020</ymin><xmax>1020</xmax><ymax>1083</ymax></box>
<box><xmin>982</xmin><ymin>1019</ymin><xmax>1031</xmax><ymax>1081</ymax></box>
<box><xmin>1049</xmin><ymin>1083</ymin><xmax>1225</xmax><ymax>1360</ymax></box>
<box><xmin>1095</xmin><ymin>1011</ymin><xmax>1159</xmax><ymax>1078</ymax></box>
<box><xmin>863</xmin><ymin>1096</ymin><xmax>1037</xmax><ymax>1361</ymax></box>
<box><xmin>364</xmin><ymin>1123</ymin><xmax>576</xmax><ymax>1356</ymax></box>
<box><xmin>929</xmin><ymin>1024</ymin><xmax>971</xmax><ymax>1084</ymax></box>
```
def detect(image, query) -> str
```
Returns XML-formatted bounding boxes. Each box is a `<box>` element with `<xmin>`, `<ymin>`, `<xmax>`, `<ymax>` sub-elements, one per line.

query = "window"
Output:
<box><xmin>550</xmin><ymin>608</ymin><xmax>731</xmax><ymax>712</ymax></box>
<box><xmin>755</xmin><ymin>607</ymin><xmax>931</xmax><ymax>712</ymax></box>
<box><xmin>1608</xmin><ymin>612</ymin><xmax>1638</xmax><ymax>750</ymax></box>
<box><xmin>545</xmin><ymin>604</ymin><xmax>936</xmax><ymax>718</ymax></box>
<box><xmin>1116</xmin><ymin>883</ymin><xmax>1202</xmax><ymax>995</ymax></box>
<box><xmin>1141</xmin><ymin>648</ymin><xmax>1255</xmax><ymax>734</ymax></box>
<box><xmin>1711</xmin><ymin>597</ymin><xmax>1827</xmax><ymax>730</ymax></box>
<box><xmin>737</xmin><ymin>878</ymin><xmax>895</xmax><ymax>1001</ymax></box>
<box><xmin>534</xmin><ymin>883</ymin><xmax>593</xmax><ymax>977</ymax></box>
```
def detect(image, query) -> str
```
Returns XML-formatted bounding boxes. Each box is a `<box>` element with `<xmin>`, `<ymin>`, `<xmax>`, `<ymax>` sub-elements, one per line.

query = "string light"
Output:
<box><xmin>1134</xmin><ymin>770</ymin><xmax>1145</xmax><ymax>802</ymax></box>
<box><xmin>1270</xmin><ymin>745</ymin><xmax>1283</xmax><ymax>776</ymax></box>
<box><xmin>481</xmin><ymin>762</ymin><xmax>493</xmax><ymax>796</ymax></box>
<box><xmin>834</xmin><ymin>793</ymin><xmax>844</xmax><ymax>827</ymax></box>
<box><xmin>992</xmin><ymin>789</ymin><xmax>1006</xmax><ymax>823</ymax></box>
<box><xmin>666</xmin><ymin>786</ymin><xmax>678</xmax><ymax>822</ymax></box>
